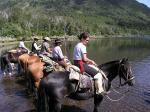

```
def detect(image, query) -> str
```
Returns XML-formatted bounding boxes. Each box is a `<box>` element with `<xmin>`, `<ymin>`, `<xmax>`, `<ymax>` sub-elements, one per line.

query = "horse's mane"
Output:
<box><xmin>99</xmin><ymin>59</ymin><xmax>120</xmax><ymax>68</ymax></box>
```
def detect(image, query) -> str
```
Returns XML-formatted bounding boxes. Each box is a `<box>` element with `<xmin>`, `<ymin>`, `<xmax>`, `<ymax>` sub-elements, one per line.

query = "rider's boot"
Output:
<box><xmin>94</xmin><ymin>73</ymin><xmax>106</xmax><ymax>95</ymax></box>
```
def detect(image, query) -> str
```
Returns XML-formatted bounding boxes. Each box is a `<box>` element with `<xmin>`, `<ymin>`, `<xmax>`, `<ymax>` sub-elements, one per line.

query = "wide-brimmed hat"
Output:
<box><xmin>54</xmin><ymin>38</ymin><xmax>63</xmax><ymax>44</ymax></box>
<box><xmin>44</xmin><ymin>37</ymin><xmax>51</xmax><ymax>41</ymax></box>
<box><xmin>33</xmin><ymin>36</ymin><xmax>39</xmax><ymax>40</ymax></box>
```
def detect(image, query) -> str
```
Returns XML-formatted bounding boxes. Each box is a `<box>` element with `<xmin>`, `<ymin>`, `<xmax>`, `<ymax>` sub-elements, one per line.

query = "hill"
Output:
<box><xmin>0</xmin><ymin>0</ymin><xmax>150</xmax><ymax>38</ymax></box>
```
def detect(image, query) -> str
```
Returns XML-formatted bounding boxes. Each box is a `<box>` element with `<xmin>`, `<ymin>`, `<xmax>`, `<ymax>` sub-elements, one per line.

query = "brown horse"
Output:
<box><xmin>18</xmin><ymin>53</ymin><xmax>30</xmax><ymax>73</ymax></box>
<box><xmin>18</xmin><ymin>54</ymin><xmax>44</xmax><ymax>93</ymax></box>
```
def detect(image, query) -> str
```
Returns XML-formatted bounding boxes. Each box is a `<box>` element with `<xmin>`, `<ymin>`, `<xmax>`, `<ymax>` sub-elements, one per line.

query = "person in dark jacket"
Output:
<box><xmin>31</xmin><ymin>37</ymin><xmax>41</xmax><ymax>55</ymax></box>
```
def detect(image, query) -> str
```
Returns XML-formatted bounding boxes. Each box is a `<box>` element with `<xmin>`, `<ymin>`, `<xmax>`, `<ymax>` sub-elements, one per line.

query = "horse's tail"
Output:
<box><xmin>24</xmin><ymin>58</ymin><xmax>29</xmax><ymax>72</ymax></box>
<box><xmin>37</xmin><ymin>80</ymin><xmax>49</xmax><ymax>112</ymax></box>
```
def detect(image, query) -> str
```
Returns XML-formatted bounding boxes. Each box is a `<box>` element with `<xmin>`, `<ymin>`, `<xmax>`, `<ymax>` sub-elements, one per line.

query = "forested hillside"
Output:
<box><xmin>0</xmin><ymin>0</ymin><xmax>150</xmax><ymax>38</ymax></box>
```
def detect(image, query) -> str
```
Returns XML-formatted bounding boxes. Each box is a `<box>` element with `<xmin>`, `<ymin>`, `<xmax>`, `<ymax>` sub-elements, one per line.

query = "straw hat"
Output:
<box><xmin>44</xmin><ymin>37</ymin><xmax>51</xmax><ymax>41</ymax></box>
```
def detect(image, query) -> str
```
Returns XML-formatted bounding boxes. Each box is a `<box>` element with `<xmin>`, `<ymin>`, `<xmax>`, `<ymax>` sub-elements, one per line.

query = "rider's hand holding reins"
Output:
<box><xmin>88</xmin><ymin>60</ymin><xmax>97</xmax><ymax>66</ymax></box>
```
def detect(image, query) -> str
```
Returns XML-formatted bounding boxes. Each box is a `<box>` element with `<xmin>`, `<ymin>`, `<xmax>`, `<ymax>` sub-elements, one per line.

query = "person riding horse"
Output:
<box><xmin>73</xmin><ymin>32</ymin><xmax>106</xmax><ymax>95</ymax></box>
<box><xmin>37</xmin><ymin>58</ymin><xmax>134</xmax><ymax>112</ymax></box>
<box><xmin>52</xmin><ymin>38</ymin><xmax>69</xmax><ymax>70</ymax></box>
<box><xmin>18</xmin><ymin>38</ymin><xmax>30</xmax><ymax>53</ymax></box>
<box><xmin>40</xmin><ymin>37</ymin><xmax>51</xmax><ymax>57</ymax></box>
<box><xmin>31</xmin><ymin>37</ymin><xmax>41</xmax><ymax>55</ymax></box>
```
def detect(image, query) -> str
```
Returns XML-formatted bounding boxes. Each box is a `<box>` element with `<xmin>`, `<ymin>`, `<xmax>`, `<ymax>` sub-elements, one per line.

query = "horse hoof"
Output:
<box><xmin>9</xmin><ymin>73</ymin><xmax>12</xmax><ymax>77</ymax></box>
<box><xmin>3</xmin><ymin>73</ymin><xmax>6</xmax><ymax>77</ymax></box>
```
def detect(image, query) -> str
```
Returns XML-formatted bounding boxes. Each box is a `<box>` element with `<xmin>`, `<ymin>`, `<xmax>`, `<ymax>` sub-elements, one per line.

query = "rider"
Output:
<box><xmin>40</xmin><ymin>37</ymin><xmax>51</xmax><ymax>58</ymax></box>
<box><xmin>18</xmin><ymin>38</ymin><xmax>30</xmax><ymax>53</ymax></box>
<box><xmin>52</xmin><ymin>38</ymin><xmax>68</xmax><ymax>69</ymax></box>
<box><xmin>31</xmin><ymin>36</ymin><xmax>41</xmax><ymax>55</ymax></box>
<box><xmin>73</xmin><ymin>32</ymin><xmax>106</xmax><ymax>95</ymax></box>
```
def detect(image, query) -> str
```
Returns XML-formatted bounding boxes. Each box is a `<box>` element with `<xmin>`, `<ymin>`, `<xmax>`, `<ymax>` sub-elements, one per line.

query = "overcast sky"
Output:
<box><xmin>136</xmin><ymin>0</ymin><xmax>150</xmax><ymax>7</ymax></box>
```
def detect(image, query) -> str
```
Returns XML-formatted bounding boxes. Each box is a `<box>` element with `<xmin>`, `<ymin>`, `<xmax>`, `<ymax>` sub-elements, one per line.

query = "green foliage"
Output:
<box><xmin>2</xmin><ymin>23</ymin><xmax>23</xmax><ymax>38</ymax></box>
<box><xmin>0</xmin><ymin>0</ymin><xmax>150</xmax><ymax>38</ymax></box>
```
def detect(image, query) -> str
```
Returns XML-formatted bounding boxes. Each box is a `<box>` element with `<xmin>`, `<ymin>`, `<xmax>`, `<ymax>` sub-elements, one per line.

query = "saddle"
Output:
<box><xmin>68</xmin><ymin>65</ymin><xmax>108</xmax><ymax>93</ymax></box>
<box><xmin>68</xmin><ymin>65</ymin><xmax>93</xmax><ymax>92</ymax></box>
<box><xmin>39</xmin><ymin>54</ymin><xmax>55</xmax><ymax>73</ymax></box>
<box><xmin>39</xmin><ymin>54</ymin><xmax>65</xmax><ymax>73</ymax></box>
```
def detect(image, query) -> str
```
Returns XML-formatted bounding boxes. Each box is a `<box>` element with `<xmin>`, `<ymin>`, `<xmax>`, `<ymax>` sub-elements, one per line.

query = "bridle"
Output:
<box><xmin>118</xmin><ymin>63</ymin><xmax>134</xmax><ymax>86</ymax></box>
<box><xmin>105</xmin><ymin>61</ymin><xmax>134</xmax><ymax>102</ymax></box>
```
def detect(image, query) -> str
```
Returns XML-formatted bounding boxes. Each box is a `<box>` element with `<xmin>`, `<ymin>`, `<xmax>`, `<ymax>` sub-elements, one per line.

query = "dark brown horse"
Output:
<box><xmin>37</xmin><ymin>58</ymin><xmax>134</xmax><ymax>112</ymax></box>
<box><xmin>0</xmin><ymin>49</ymin><xmax>27</xmax><ymax>76</ymax></box>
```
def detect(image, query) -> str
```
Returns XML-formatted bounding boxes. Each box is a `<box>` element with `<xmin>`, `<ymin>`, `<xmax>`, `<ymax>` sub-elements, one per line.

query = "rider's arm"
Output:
<box><xmin>80</xmin><ymin>44</ymin><xmax>96</xmax><ymax>65</ymax></box>
<box><xmin>34</xmin><ymin>43</ymin><xmax>40</xmax><ymax>50</ymax></box>
<box><xmin>57</xmin><ymin>47</ymin><xmax>64</xmax><ymax>59</ymax></box>
<box><xmin>82</xmin><ymin>53</ymin><xmax>96</xmax><ymax>65</ymax></box>
<box><xmin>45</xmin><ymin>43</ymin><xmax>51</xmax><ymax>53</ymax></box>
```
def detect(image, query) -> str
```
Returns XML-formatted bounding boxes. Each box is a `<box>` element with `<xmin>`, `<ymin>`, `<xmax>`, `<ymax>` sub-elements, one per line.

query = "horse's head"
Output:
<box><xmin>119</xmin><ymin>58</ymin><xmax>134</xmax><ymax>86</ymax></box>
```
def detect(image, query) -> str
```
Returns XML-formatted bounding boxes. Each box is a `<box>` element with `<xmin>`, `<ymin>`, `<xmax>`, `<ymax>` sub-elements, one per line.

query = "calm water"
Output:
<box><xmin>0</xmin><ymin>38</ymin><xmax>150</xmax><ymax>112</ymax></box>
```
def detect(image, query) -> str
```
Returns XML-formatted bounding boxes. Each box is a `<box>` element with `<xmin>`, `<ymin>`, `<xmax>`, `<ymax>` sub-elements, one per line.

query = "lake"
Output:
<box><xmin>0</xmin><ymin>37</ymin><xmax>150</xmax><ymax>112</ymax></box>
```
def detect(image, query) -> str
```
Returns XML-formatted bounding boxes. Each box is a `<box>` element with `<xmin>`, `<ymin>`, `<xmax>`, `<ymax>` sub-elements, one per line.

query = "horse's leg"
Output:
<box><xmin>37</xmin><ymin>86</ymin><xmax>48</xmax><ymax>112</ymax></box>
<box><xmin>49</xmin><ymin>97</ymin><xmax>62</xmax><ymax>112</ymax></box>
<box><xmin>18</xmin><ymin>60</ymin><xmax>25</xmax><ymax>76</ymax></box>
<box><xmin>93</xmin><ymin>94</ymin><xmax>103</xmax><ymax>112</ymax></box>
<box><xmin>48</xmin><ymin>89</ymin><xmax>64</xmax><ymax>112</ymax></box>
<box><xmin>25</xmin><ymin>72</ymin><xmax>32</xmax><ymax>94</ymax></box>
<box><xmin>0</xmin><ymin>57</ymin><xmax>6</xmax><ymax>76</ymax></box>
<box><xmin>17</xmin><ymin>63</ymin><xmax>22</xmax><ymax>76</ymax></box>
<box><xmin>7</xmin><ymin>62</ymin><xmax>13</xmax><ymax>76</ymax></box>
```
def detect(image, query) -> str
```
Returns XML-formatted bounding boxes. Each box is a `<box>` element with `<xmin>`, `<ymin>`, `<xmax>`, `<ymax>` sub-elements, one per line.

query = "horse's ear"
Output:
<box><xmin>120</xmin><ymin>58</ymin><xmax>124</xmax><ymax>62</ymax></box>
<box><xmin>124</xmin><ymin>58</ymin><xmax>128</xmax><ymax>62</ymax></box>
<box><xmin>120</xmin><ymin>58</ymin><xmax>128</xmax><ymax>63</ymax></box>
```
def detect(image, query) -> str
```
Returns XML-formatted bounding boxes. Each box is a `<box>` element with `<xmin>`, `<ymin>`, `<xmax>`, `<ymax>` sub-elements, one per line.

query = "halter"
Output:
<box><xmin>105</xmin><ymin>61</ymin><xmax>134</xmax><ymax>102</ymax></box>
<box><xmin>118</xmin><ymin>63</ymin><xmax>134</xmax><ymax>87</ymax></box>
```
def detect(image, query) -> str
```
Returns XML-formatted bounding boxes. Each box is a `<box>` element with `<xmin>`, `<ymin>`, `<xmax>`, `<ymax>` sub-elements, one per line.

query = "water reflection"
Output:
<box><xmin>63</xmin><ymin>38</ymin><xmax>150</xmax><ymax>64</ymax></box>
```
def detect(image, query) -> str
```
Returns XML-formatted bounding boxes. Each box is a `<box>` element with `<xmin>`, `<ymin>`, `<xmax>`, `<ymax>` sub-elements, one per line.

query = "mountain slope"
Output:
<box><xmin>0</xmin><ymin>0</ymin><xmax>150</xmax><ymax>38</ymax></box>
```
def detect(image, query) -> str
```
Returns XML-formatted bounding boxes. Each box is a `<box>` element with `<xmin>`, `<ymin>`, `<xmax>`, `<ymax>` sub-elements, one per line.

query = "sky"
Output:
<box><xmin>136</xmin><ymin>0</ymin><xmax>150</xmax><ymax>7</ymax></box>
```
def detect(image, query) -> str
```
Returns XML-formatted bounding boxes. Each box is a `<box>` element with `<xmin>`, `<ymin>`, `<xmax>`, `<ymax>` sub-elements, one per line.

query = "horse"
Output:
<box><xmin>37</xmin><ymin>58</ymin><xmax>134</xmax><ymax>112</ymax></box>
<box><xmin>18</xmin><ymin>54</ymin><xmax>44</xmax><ymax>94</ymax></box>
<box><xmin>0</xmin><ymin>49</ymin><xmax>27</xmax><ymax>76</ymax></box>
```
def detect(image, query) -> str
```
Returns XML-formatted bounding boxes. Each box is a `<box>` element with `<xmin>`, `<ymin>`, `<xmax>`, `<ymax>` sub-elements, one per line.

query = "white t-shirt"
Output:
<box><xmin>19</xmin><ymin>41</ymin><xmax>29</xmax><ymax>51</ymax></box>
<box><xmin>52</xmin><ymin>46</ymin><xmax>64</xmax><ymax>59</ymax></box>
<box><xmin>73</xmin><ymin>42</ymin><xmax>87</xmax><ymax>60</ymax></box>
<box><xmin>19</xmin><ymin>41</ymin><xmax>25</xmax><ymax>48</ymax></box>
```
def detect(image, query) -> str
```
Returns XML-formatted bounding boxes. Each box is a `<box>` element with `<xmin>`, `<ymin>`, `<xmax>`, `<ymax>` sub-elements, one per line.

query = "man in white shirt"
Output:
<box><xmin>18</xmin><ymin>38</ymin><xmax>30</xmax><ymax>53</ymax></box>
<box><xmin>52</xmin><ymin>38</ymin><xmax>68</xmax><ymax>69</ymax></box>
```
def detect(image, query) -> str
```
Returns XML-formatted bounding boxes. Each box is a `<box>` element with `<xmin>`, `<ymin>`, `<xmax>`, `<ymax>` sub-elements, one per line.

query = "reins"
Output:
<box><xmin>105</xmin><ymin>85</ymin><xmax>130</xmax><ymax>102</ymax></box>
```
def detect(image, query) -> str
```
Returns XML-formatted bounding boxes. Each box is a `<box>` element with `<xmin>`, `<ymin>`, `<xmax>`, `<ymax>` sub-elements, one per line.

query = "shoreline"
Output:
<box><xmin>0</xmin><ymin>34</ymin><xmax>149</xmax><ymax>45</ymax></box>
